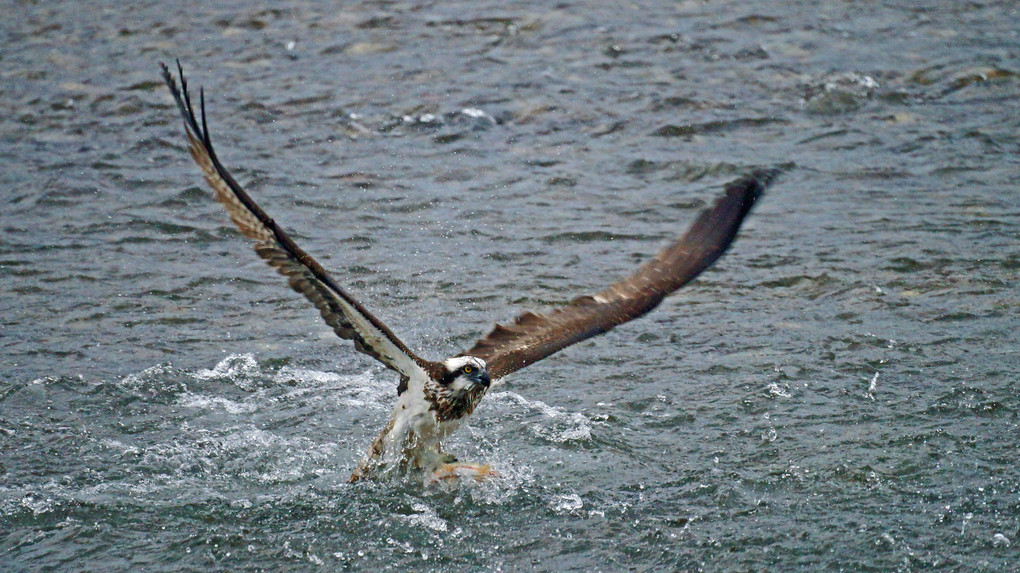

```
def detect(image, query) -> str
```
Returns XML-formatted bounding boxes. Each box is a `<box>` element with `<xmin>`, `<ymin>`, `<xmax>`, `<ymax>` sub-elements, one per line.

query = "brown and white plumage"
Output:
<box><xmin>161</xmin><ymin>61</ymin><xmax>778</xmax><ymax>482</ymax></box>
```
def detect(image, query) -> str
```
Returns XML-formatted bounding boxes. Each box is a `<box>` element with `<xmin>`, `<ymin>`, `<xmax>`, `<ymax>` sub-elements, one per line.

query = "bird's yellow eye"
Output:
<box><xmin>463</xmin><ymin>366</ymin><xmax>474</xmax><ymax>374</ymax></box>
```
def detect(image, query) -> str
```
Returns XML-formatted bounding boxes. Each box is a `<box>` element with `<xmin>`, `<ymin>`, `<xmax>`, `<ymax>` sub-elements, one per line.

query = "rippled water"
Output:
<box><xmin>2</xmin><ymin>1</ymin><xmax>1018</xmax><ymax>570</ymax></box>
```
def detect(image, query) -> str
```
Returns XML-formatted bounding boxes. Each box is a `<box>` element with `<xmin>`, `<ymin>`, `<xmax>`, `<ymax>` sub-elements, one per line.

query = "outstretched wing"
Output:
<box><xmin>461</xmin><ymin>169</ymin><xmax>777</xmax><ymax>380</ymax></box>
<box><xmin>161</xmin><ymin>61</ymin><xmax>438</xmax><ymax>383</ymax></box>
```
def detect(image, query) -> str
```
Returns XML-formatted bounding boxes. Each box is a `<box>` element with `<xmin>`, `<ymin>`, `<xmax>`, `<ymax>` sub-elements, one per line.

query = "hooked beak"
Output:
<box><xmin>474</xmin><ymin>370</ymin><xmax>491</xmax><ymax>389</ymax></box>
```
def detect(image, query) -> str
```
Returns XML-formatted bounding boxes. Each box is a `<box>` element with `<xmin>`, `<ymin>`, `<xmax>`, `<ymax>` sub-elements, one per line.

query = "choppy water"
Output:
<box><xmin>2</xmin><ymin>0</ymin><xmax>1018</xmax><ymax>570</ymax></box>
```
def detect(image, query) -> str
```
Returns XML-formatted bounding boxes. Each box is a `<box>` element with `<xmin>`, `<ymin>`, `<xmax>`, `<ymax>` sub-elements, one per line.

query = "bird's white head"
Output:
<box><xmin>440</xmin><ymin>356</ymin><xmax>491</xmax><ymax>391</ymax></box>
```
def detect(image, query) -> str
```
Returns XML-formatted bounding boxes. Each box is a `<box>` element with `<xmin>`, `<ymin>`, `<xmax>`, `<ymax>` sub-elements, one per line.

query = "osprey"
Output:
<box><xmin>161</xmin><ymin>62</ymin><xmax>778</xmax><ymax>483</ymax></box>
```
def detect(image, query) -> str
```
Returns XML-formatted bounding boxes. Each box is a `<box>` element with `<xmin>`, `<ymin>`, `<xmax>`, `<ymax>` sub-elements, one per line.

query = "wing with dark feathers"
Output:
<box><xmin>161</xmin><ymin>61</ymin><xmax>438</xmax><ymax>385</ymax></box>
<box><xmin>461</xmin><ymin>169</ymin><xmax>778</xmax><ymax>380</ymax></box>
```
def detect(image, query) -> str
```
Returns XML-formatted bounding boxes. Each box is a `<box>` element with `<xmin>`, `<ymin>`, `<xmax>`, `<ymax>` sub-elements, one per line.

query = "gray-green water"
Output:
<box><xmin>2</xmin><ymin>1</ymin><xmax>1018</xmax><ymax>570</ymax></box>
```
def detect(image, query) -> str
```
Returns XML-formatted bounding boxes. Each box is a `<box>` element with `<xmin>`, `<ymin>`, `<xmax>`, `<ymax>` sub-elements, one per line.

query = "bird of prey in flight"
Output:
<box><xmin>161</xmin><ymin>61</ymin><xmax>778</xmax><ymax>483</ymax></box>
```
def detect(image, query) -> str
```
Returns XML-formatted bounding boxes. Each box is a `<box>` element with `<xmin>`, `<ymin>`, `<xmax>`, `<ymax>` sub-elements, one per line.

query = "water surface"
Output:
<box><xmin>2</xmin><ymin>0</ymin><xmax>1018</xmax><ymax>570</ymax></box>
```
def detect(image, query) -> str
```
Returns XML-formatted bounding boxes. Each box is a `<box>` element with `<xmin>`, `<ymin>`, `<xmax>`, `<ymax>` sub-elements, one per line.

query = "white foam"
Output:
<box><xmin>177</xmin><ymin>392</ymin><xmax>257</xmax><ymax>414</ymax></box>
<box><xmin>766</xmin><ymin>381</ymin><xmax>791</xmax><ymax>398</ymax></box>
<box><xmin>119</xmin><ymin>363</ymin><xmax>181</xmax><ymax>393</ymax></box>
<box><xmin>549</xmin><ymin>493</ymin><xmax>583</xmax><ymax>513</ymax></box>
<box><xmin>194</xmin><ymin>353</ymin><xmax>260</xmax><ymax>382</ymax></box>
<box><xmin>403</xmin><ymin>502</ymin><xmax>449</xmax><ymax>532</ymax></box>
<box><xmin>493</xmin><ymin>391</ymin><xmax>594</xmax><ymax>442</ymax></box>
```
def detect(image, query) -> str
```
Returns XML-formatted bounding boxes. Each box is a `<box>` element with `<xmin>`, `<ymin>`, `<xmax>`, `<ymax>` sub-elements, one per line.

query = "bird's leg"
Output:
<box><xmin>349</xmin><ymin>417</ymin><xmax>498</xmax><ymax>483</ymax></box>
<box><xmin>348</xmin><ymin>417</ymin><xmax>398</xmax><ymax>483</ymax></box>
